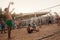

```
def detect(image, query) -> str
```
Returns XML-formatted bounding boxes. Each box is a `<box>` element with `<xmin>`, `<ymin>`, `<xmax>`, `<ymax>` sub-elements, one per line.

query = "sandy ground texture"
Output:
<box><xmin>0</xmin><ymin>24</ymin><xmax>60</xmax><ymax>40</ymax></box>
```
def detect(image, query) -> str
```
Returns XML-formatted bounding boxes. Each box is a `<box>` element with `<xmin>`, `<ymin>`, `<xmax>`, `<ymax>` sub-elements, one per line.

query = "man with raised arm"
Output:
<box><xmin>4</xmin><ymin>2</ymin><xmax>14</xmax><ymax>39</ymax></box>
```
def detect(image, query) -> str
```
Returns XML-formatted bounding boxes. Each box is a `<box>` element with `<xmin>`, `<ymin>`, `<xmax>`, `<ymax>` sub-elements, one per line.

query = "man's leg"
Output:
<box><xmin>8</xmin><ymin>26</ymin><xmax>11</xmax><ymax>39</ymax></box>
<box><xmin>1</xmin><ymin>26</ymin><xmax>3</xmax><ymax>34</ymax></box>
<box><xmin>1</xmin><ymin>28</ymin><xmax>3</xmax><ymax>34</ymax></box>
<box><xmin>39</xmin><ymin>23</ymin><xmax>41</xmax><ymax>28</ymax></box>
<box><xmin>6</xmin><ymin>20</ymin><xmax>12</xmax><ymax>39</ymax></box>
<box><xmin>4</xmin><ymin>27</ymin><xmax>6</xmax><ymax>33</ymax></box>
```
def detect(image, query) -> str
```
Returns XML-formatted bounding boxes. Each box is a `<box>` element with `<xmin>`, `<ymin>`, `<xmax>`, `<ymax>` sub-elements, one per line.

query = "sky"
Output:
<box><xmin>0</xmin><ymin>0</ymin><xmax>60</xmax><ymax>14</ymax></box>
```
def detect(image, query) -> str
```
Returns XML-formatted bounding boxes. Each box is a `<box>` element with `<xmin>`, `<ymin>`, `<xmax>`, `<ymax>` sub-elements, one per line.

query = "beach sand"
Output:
<box><xmin>0</xmin><ymin>24</ymin><xmax>60</xmax><ymax>40</ymax></box>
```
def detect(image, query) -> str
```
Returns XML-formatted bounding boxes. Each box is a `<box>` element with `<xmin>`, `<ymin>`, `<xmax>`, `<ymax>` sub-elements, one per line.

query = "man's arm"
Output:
<box><xmin>7</xmin><ymin>2</ymin><xmax>14</xmax><ymax>11</ymax></box>
<box><xmin>7</xmin><ymin>2</ymin><xmax>11</xmax><ymax>11</ymax></box>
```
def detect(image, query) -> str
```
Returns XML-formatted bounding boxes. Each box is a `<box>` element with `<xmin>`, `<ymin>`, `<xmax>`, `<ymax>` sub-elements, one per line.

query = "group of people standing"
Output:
<box><xmin>26</xmin><ymin>14</ymin><xmax>60</xmax><ymax>33</ymax></box>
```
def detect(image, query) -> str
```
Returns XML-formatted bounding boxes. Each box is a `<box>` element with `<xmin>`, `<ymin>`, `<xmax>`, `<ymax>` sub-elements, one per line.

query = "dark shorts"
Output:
<box><xmin>0</xmin><ymin>24</ymin><xmax>5</xmax><ymax>29</ymax></box>
<box><xmin>49</xmin><ymin>20</ymin><xmax>51</xmax><ymax>24</ymax></box>
<box><xmin>1</xmin><ymin>25</ymin><xmax>5</xmax><ymax>29</ymax></box>
<box><xmin>28</xmin><ymin>29</ymin><xmax>33</xmax><ymax>33</ymax></box>
<box><xmin>6</xmin><ymin>20</ymin><xmax>12</xmax><ymax>27</ymax></box>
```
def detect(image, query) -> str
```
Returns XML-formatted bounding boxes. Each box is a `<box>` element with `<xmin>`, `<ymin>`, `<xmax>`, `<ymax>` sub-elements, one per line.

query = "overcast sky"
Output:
<box><xmin>0</xmin><ymin>0</ymin><xmax>60</xmax><ymax>13</ymax></box>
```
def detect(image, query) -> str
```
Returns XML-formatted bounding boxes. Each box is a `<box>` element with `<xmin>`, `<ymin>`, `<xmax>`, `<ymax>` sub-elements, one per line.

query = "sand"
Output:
<box><xmin>0</xmin><ymin>24</ymin><xmax>60</xmax><ymax>40</ymax></box>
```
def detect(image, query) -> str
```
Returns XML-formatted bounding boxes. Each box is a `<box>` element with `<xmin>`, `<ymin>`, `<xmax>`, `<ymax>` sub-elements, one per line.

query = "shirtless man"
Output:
<box><xmin>4</xmin><ymin>2</ymin><xmax>14</xmax><ymax>39</ymax></box>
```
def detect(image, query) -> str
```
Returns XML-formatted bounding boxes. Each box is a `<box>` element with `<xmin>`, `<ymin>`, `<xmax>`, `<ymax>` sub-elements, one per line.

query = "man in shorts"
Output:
<box><xmin>4</xmin><ymin>2</ymin><xmax>14</xmax><ymax>39</ymax></box>
<box><xmin>1</xmin><ymin>19</ymin><xmax>6</xmax><ymax>34</ymax></box>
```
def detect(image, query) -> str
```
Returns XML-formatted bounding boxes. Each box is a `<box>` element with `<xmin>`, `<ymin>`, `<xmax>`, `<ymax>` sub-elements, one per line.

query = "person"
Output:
<box><xmin>31</xmin><ymin>20</ymin><xmax>39</xmax><ymax>32</ymax></box>
<box><xmin>27</xmin><ymin>22</ymin><xmax>39</xmax><ymax>33</ymax></box>
<box><xmin>4</xmin><ymin>2</ymin><xmax>14</xmax><ymax>39</ymax></box>
<box><xmin>38</xmin><ymin>18</ymin><xmax>41</xmax><ymax>28</ymax></box>
<box><xmin>46</xmin><ymin>17</ymin><xmax>49</xmax><ymax>25</ymax></box>
<box><xmin>18</xmin><ymin>19</ymin><xmax>22</xmax><ymax>29</ymax></box>
<box><xmin>54</xmin><ymin>12</ymin><xmax>60</xmax><ymax>26</ymax></box>
<box><xmin>56</xmin><ymin>15</ymin><xmax>60</xmax><ymax>26</ymax></box>
<box><xmin>0</xmin><ymin>19</ymin><xmax>6</xmax><ymax>34</ymax></box>
<box><xmin>48</xmin><ymin>17</ymin><xmax>51</xmax><ymax>24</ymax></box>
<box><xmin>27</xmin><ymin>24</ymin><xmax>33</xmax><ymax>33</ymax></box>
<box><xmin>0</xmin><ymin>20</ymin><xmax>2</xmax><ymax>33</ymax></box>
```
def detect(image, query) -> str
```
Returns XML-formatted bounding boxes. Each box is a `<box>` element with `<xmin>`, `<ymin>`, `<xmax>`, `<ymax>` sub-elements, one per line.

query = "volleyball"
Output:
<box><xmin>10</xmin><ymin>2</ymin><xmax>14</xmax><ymax>5</ymax></box>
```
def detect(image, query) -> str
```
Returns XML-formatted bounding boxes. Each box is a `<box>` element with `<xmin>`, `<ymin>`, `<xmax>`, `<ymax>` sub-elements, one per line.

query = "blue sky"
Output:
<box><xmin>0</xmin><ymin>0</ymin><xmax>60</xmax><ymax>13</ymax></box>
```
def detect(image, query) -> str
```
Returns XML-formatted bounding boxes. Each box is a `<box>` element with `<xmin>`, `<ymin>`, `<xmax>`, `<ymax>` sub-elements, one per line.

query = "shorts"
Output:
<box><xmin>6</xmin><ymin>20</ymin><xmax>12</xmax><ymax>27</ymax></box>
<box><xmin>0</xmin><ymin>24</ymin><xmax>2</xmax><ymax>29</ymax></box>
<box><xmin>1</xmin><ymin>25</ymin><xmax>5</xmax><ymax>29</ymax></box>
<box><xmin>0</xmin><ymin>24</ymin><xmax>2</xmax><ymax>27</ymax></box>
<box><xmin>27</xmin><ymin>29</ymin><xmax>33</xmax><ymax>33</ymax></box>
<box><xmin>0</xmin><ymin>24</ymin><xmax>5</xmax><ymax>30</ymax></box>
